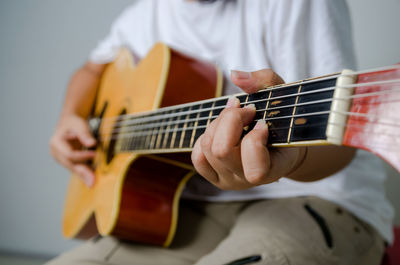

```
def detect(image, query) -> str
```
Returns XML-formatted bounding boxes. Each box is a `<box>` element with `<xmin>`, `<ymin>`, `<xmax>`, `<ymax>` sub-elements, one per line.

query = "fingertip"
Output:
<box><xmin>85</xmin><ymin>137</ymin><xmax>97</xmax><ymax>147</ymax></box>
<box><xmin>83</xmin><ymin>173</ymin><xmax>95</xmax><ymax>187</ymax></box>
<box><xmin>244</xmin><ymin>103</ymin><xmax>256</xmax><ymax>110</ymax></box>
<box><xmin>254</xmin><ymin>119</ymin><xmax>268</xmax><ymax>130</ymax></box>
<box><xmin>226</xmin><ymin>96</ymin><xmax>240</xmax><ymax>108</ymax></box>
<box><xmin>231</xmin><ymin>70</ymin><xmax>251</xmax><ymax>80</ymax></box>
<box><xmin>247</xmin><ymin>120</ymin><xmax>269</xmax><ymax>146</ymax></box>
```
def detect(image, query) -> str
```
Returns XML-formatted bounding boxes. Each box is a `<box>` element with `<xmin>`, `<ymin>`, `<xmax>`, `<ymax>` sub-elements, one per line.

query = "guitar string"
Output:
<box><xmin>100</xmin><ymin>77</ymin><xmax>400</xmax><ymax>128</ymax></box>
<box><xmin>97</xmin><ymin>64</ymin><xmax>400</xmax><ymax>124</ymax></box>
<box><xmin>97</xmin><ymin>88</ymin><xmax>400</xmax><ymax>138</ymax></box>
<box><xmin>99</xmin><ymin>78</ymin><xmax>400</xmax><ymax>129</ymax></box>
<box><xmin>100</xmin><ymin>87</ymin><xmax>400</xmax><ymax>135</ymax></box>
<box><xmin>112</xmin><ymin>121</ymin><xmax>400</xmax><ymax>153</ymax></box>
<box><xmin>109</xmin><ymin>120</ymin><xmax>400</xmax><ymax>145</ymax></box>
<box><xmin>99</xmin><ymin>107</ymin><xmax>400</xmax><ymax>145</ymax></box>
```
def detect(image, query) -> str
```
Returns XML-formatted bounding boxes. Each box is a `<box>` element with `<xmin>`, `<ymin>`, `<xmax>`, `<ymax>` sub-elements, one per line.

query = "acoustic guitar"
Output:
<box><xmin>63</xmin><ymin>42</ymin><xmax>400</xmax><ymax>247</ymax></box>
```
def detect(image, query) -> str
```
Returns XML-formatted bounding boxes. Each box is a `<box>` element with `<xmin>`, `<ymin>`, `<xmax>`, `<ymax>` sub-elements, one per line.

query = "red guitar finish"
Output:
<box><xmin>343</xmin><ymin>66</ymin><xmax>400</xmax><ymax>172</ymax></box>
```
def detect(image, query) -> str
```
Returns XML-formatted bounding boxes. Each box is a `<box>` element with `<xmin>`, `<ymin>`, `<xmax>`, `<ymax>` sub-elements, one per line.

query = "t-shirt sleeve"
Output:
<box><xmin>88</xmin><ymin>4</ymin><xmax>139</xmax><ymax>64</ymax></box>
<box><xmin>264</xmin><ymin>0</ymin><xmax>356</xmax><ymax>82</ymax></box>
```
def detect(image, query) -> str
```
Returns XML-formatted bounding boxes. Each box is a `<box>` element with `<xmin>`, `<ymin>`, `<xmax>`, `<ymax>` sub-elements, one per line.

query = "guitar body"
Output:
<box><xmin>63</xmin><ymin>43</ymin><xmax>222</xmax><ymax>246</ymax></box>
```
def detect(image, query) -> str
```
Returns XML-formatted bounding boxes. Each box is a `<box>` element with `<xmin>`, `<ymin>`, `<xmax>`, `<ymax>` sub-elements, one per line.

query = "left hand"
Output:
<box><xmin>191</xmin><ymin>69</ymin><xmax>306</xmax><ymax>190</ymax></box>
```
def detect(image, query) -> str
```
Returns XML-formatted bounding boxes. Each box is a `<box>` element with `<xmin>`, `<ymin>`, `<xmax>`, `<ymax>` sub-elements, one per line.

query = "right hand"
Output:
<box><xmin>50</xmin><ymin>114</ymin><xmax>97</xmax><ymax>187</ymax></box>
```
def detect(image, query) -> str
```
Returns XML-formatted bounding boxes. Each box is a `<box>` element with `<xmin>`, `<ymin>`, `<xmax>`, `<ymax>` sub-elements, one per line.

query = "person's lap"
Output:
<box><xmin>46</xmin><ymin>197</ymin><xmax>384</xmax><ymax>265</ymax></box>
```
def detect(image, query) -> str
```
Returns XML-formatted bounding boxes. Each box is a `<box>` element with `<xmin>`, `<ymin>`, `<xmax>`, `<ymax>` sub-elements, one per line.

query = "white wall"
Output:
<box><xmin>0</xmin><ymin>0</ymin><xmax>399</xmax><ymax>258</ymax></box>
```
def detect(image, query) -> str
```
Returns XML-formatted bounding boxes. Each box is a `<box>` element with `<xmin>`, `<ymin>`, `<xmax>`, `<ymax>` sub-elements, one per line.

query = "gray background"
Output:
<box><xmin>0</xmin><ymin>0</ymin><xmax>399</xmax><ymax>259</ymax></box>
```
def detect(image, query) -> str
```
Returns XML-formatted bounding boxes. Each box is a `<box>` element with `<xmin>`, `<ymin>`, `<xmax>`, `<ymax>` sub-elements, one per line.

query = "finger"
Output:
<box><xmin>53</xmin><ymin>152</ymin><xmax>94</xmax><ymax>187</ymax></box>
<box><xmin>191</xmin><ymin>135</ymin><xmax>219</xmax><ymax>183</ymax></box>
<box><xmin>72</xmin><ymin>164</ymin><xmax>96</xmax><ymax>187</ymax></box>
<box><xmin>241</xmin><ymin>120</ymin><xmax>275</xmax><ymax>185</ymax></box>
<box><xmin>54</xmin><ymin>137</ymin><xmax>96</xmax><ymax>163</ymax></box>
<box><xmin>212</xmin><ymin>103</ymin><xmax>256</xmax><ymax>153</ymax></box>
<box><xmin>210</xmin><ymin>104</ymin><xmax>256</xmax><ymax>176</ymax></box>
<box><xmin>231</xmin><ymin>69</ymin><xmax>285</xmax><ymax>94</ymax></box>
<box><xmin>66</xmin><ymin>118</ymin><xmax>96</xmax><ymax>147</ymax></box>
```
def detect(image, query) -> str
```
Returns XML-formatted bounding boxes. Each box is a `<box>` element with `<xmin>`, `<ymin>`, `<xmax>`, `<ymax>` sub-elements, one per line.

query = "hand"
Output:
<box><xmin>191</xmin><ymin>69</ymin><xmax>306</xmax><ymax>190</ymax></box>
<box><xmin>50</xmin><ymin>114</ymin><xmax>97</xmax><ymax>187</ymax></box>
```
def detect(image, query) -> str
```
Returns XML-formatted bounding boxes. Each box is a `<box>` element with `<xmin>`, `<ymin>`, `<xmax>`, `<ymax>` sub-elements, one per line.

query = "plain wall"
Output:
<box><xmin>0</xmin><ymin>0</ymin><xmax>399</xmax><ymax>258</ymax></box>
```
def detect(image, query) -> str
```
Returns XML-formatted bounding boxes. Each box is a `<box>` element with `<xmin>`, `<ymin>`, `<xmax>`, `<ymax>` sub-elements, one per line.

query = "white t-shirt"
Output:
<box><xmin>89</xmin><ymin>0</ymin><xmax>394</xmax><ymax>243</ymax></box>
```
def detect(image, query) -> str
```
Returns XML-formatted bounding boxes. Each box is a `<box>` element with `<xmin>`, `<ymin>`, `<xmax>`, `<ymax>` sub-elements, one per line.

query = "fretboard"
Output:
<box><xmin>111</xmin><ymin>75</ymin><xmax>338</xmax><ymax>154</ymax></box>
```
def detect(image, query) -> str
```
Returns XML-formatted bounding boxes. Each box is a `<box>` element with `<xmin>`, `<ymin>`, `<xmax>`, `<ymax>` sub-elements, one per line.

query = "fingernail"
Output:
<box><xmin>226</xmin><ymin>96</ymin><xmax>240</xmax><ymax>108</ymax></box>
<box><xmin>254</xmin><ymin>119</ymin><xmax>267</xmax><ymax>130</ymax></box>
<box><xmin>86</xmin><ymin>138</ymin><xmax>96</xmax><ymax>146</ymax></box>
<box><xmin>244</xmin><ymin>103</ymin><xmax>256</xmax><ymax>110</ymax></box>
<box><xmin>83</xmin><ymin>174</ymin><xmax>94</xmax><ymax>187</ymax></box>
<box><xmin>231</xmin><ymin>70</ymin><xmax>251</xmax><ymax>80</ymax></box>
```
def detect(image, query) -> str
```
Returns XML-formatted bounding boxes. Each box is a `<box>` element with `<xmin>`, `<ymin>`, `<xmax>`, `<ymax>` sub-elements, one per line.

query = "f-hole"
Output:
<box><xmin>106</xmin><ymin>109</ymin><xmax>127</xmax><ymax>164</ymax></box>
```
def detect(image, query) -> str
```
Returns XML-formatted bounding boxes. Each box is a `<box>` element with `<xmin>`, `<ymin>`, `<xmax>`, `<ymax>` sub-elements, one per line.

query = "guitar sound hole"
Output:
<box><xmin>106</xmin><ymin>109</ymin><xmax>126</xmax><ymax>164</ymax></box>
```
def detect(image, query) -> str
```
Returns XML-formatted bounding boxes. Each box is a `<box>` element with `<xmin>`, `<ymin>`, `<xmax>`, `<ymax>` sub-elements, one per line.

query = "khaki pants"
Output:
<box><xmin>47</xmin><ymin>197</ymin><xmax>384</xmax><ymax>265</ymax></box>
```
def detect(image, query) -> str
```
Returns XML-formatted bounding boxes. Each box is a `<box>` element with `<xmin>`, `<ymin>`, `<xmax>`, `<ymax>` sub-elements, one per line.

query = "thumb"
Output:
<box><xmin>231</xmin><ymin>69</ymin><xmax>285</xmax><ymax>94</ymax></box>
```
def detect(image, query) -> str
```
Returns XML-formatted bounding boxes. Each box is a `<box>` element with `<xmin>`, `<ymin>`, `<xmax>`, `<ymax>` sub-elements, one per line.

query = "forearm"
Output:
<box><xmin>60</xmin><ymin>62</ymin><xmax>106</xmax><ymax>119</ymax></box>
<box><xmin>287</xmin><ymin>146</ymin><xmax>356</xmax><ymax>182</ymax></box>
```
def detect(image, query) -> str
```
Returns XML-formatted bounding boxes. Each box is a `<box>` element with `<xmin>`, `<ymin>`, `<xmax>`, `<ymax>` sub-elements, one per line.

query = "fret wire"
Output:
<box><xmin>190</xmin><ymin>104</ymin><xmax>202</xmax><ymax>148</ymax></box>
<box><xmin>243</xmin><ymin>94</ymin><xmax>250</xmax><ymax>105</ymax></box>
<box><xmin>263</xmin><ymin>89</ymin><xmax>273</xmax><ymax>122</ymax></box>
<box><xmin>179</xmin><ymin>106</ymin><xmax>191</xmax><ymax>148</ymax></box>
<box><xmin>162</xmin><ymin>110</ymin><xmax>174</xmax><ymax>149</ymax></box>
<box><xmin>170</xmin><ymin>108</ymin><xmax>181</xmax><ymax>149</ymax></box>
<box><xmin>149</xmin><ymin>115</ymin><xmax>158</xmax><ymax>150</ymax></box>
<box><xmin>207</xmin><ymin>101</ymin><xmax>216</xmax><ymax>126</ymax></box>
<box><xmin>287</xmin><ymin>85</ymin><xmax>302</xmax><ymax>143</ymax></box>
<box><xmin>155</xmin><ymin>115</ymin><xmax>164</xmax><ymax>150</ymax></box>
<box><xmin>144</xmin><ymin>118</ymin><xmax>153</xmax><ymax>149</ymax></box>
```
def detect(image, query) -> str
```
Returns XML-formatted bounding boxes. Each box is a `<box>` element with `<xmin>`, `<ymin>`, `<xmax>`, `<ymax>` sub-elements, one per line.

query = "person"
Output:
<box><xmin>48</xmin><ymin>0</ymin><xmax>393</xmax><ymax>264</ymax></box>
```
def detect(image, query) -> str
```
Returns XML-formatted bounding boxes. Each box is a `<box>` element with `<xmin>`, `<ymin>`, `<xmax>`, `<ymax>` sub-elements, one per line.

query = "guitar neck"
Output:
<box><xmin>109</xmin><ymin>72</ymin><xmax>348</xmax><ymax>155</ymax></box>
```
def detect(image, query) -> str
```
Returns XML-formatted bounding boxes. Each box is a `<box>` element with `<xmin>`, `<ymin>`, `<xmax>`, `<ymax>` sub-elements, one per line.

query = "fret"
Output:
<box><xmin>210</xmin><ymin>98</ymin><xmax>228</xmax><ymax>117</ymax></box>
<box><xmin>245</xmin><ymin>91</ymin><xmax>269</xmax><ymax>133</ymax></box>
<box><xmin>172</xmin><ymin>107</ymin><xmax>189</xmax><ymax>149</ymax></box>
<box><xmin>265</xmin><ymin>85</ymin><xmax>299</xmax><ymax>144</ymax></box>
<box><xmin>169</xmin><ymin>109</ymin><xmax>180</xmax><ymax>149</ymax></box>
<box><xmin>194</xmin><ymin>102</ymin><xmax>213</xmax><ymax>142</ymax></box>
<box><xmin>149</xmin><ymin>114</ymin><xmax>159</xmax><ymax>150</ymax></box>
<box><xmin>129</xmin><ymin>118</ymin><xmax>138</xmax><ymax>151</ymax></box>
<box><xmin>137</xmin><ymin>129</ymin><xmax>145</xmax><ymax>150</ymax></box>
<box><xmin>162</xmin><ymin>109</ymin><xmax>175</xmax><ymax>149</ymax></box>
<box><xmin>189</xmin><ymin>104</ymin><xmax>202</xmax><ymax>148</ymax></box>
<box><xmin>179</xmin><ymin>106</ymin><xmax>192</xmax><ymax>148</ymax></box>
<box><xmin>206</xmin><ymin>101</ymin><xmax>216</xmax><ymax>126</ymax></box>
<box><xmin>290</xmin><ymin>78</ymin><xmax>337</xmax><ymax>142</ymax></box>
<box><xmin>138</xmin><ymin>118</ymin><xmax>147</xmax><ymax>150</ymax></box>
<box><xmin>154</xmin><ymin>110</ymin><xmax>168</xmax><ymax>150</ymax></box>
<box><xmin>263</xmin><ymin>89</ymin><xmax>273</xmax><ymax>120</ymax></box>
<box><xmin>144</xmin><ymin>119</ymin><xmax>153</xmax><ymax>150</ymax></box>
<box><xmin>155</xmin><ymin>112</ymin><xmax>167</xmax><ymax>150</ymax></box>
<box><xmin>287</xmin><ymin>85</ymin><xmax>303</xmax><ymax>143</ymax></box>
